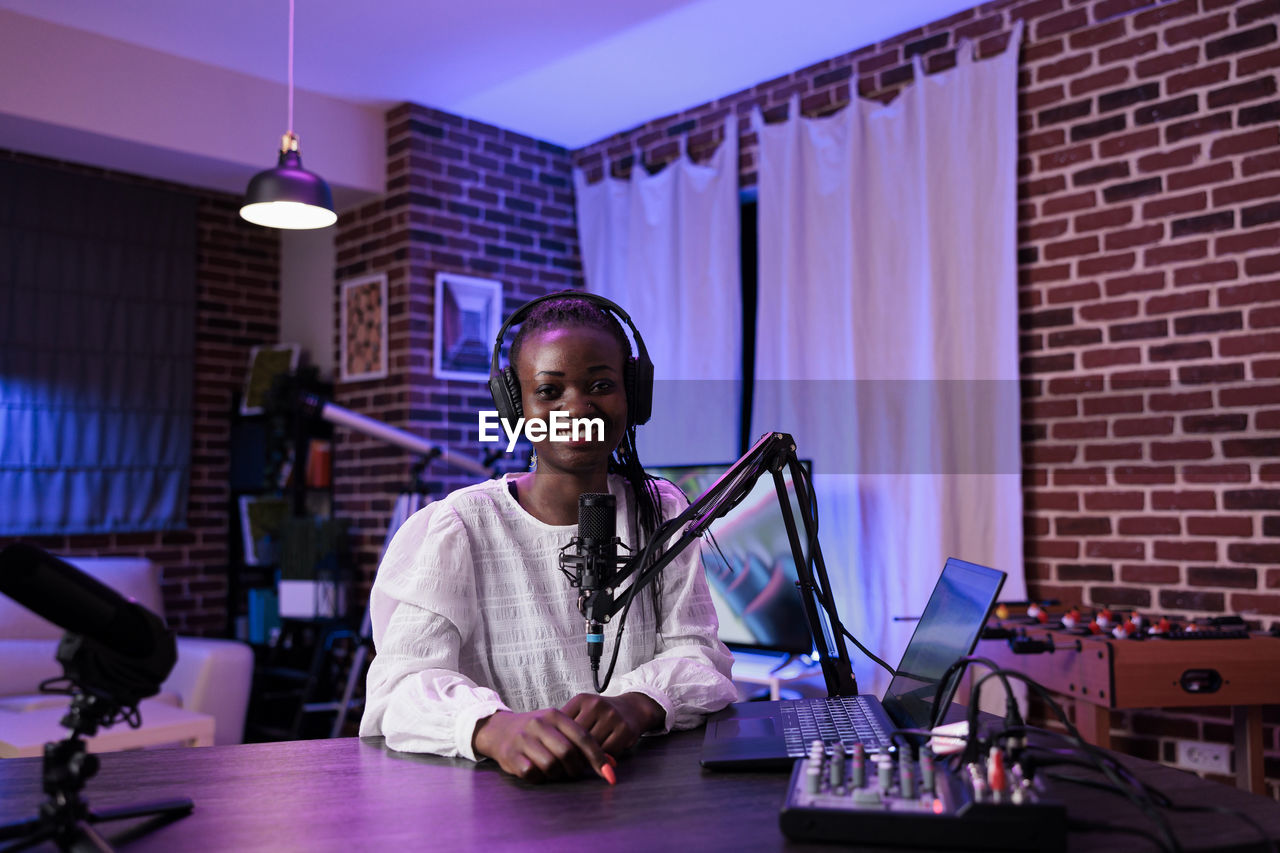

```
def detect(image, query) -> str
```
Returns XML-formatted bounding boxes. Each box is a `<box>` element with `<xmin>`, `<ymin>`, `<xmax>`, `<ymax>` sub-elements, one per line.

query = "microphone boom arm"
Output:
<box><xmin>609</xmin><ymin>432</ymin><xmax>858</xmax><ymax>696</ymax></box>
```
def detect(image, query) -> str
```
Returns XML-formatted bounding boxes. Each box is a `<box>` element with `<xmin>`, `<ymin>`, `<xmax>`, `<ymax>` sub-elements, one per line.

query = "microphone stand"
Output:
<box><xmin>0</xmin><ymin>643</ymin><xmax>193</xmax><ymax>852</ymax></box>
<box><xmin>589</xmin><ymin>432</ymin><xmax>859</xmax><ymax>697</ymax></box>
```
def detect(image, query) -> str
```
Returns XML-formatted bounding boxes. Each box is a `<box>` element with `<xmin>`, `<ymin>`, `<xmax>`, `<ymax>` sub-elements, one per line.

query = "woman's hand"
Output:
<box><xmin>472</xmin><ymin>708</ymin><xmax>612</xmax><ymax>783</ymax></box>
<box><xmin>560</xmin><ymin>692</ymin><xmax>664</xmax><ymax>755</ymax></box>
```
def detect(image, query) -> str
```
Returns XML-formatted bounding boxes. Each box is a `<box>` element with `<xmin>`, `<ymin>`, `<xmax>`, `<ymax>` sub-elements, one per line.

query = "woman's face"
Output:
<box><xmin>514</xmin><ymin>325</ymin><xmax>628</xmax><ymax>475</ymax></box>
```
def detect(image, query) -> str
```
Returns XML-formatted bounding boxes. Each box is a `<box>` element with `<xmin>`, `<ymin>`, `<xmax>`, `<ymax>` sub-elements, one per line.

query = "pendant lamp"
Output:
<box><xmin>240</xmin><ymin>0</ymin><xmax>337</xmax><ymax>229</ymax></box>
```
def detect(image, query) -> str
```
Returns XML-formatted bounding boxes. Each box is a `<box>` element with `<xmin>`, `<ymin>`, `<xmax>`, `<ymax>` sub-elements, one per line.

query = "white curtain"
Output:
<box><xmin>753</xmin><ymin>26</ymin><xmax>1026</xmax><ymax>695</ymax></box>
<box><xmin>575</xmin><ymin>118</ymin><xmax>741</xmax><ymax>466</ymax></box>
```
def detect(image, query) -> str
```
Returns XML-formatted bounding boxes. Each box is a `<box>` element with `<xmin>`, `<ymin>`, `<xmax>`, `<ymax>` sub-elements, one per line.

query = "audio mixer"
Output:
<box><xmin>779</xmin><ymin>741</ymin><xmax>1066</xmax><ymax>851</ymax></box>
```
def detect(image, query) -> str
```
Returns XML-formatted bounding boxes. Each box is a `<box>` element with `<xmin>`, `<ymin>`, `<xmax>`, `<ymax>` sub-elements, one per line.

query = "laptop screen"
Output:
<box><xmin>880</xmin><ymin>557</ymin><xmax>1007</xmax><ymax>730</ymax></box>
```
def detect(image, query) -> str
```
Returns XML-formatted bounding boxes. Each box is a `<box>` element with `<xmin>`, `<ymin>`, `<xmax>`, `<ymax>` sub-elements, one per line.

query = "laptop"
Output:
<box><xmin>700</xmin><ymin>556</ymin><xmax>1006</xmax><ymax>770</ymax></box>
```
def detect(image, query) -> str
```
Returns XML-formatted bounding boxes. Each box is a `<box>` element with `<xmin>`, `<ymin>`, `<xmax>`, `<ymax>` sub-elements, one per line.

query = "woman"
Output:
<box><xmin>359</xmin><ymin>293</ymin><xmax>736</xmax><ymax>783</ymax></box>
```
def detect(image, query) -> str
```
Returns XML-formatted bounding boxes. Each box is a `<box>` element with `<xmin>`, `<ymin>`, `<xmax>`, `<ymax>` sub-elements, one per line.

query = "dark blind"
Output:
<box><xmin>0</xmin><ymin>160</ymin><xmax>196</xmax><ymax>534</ymax></box>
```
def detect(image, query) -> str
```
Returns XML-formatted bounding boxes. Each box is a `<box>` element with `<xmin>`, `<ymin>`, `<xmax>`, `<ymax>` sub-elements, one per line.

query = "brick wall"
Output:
<box><xmin>332</xmin><ymin>104</ymin><xmax>579</xmax><ymax>596</ymax></box>
<box><xmin>574</xmin><ymin>0</ymin><xmax>1280</xmax><ymax>795</ymax></box>
<box><xmin>0</xmin><ymin>150</ymin><xmax>281</xmax><ymax>635</ymax></box>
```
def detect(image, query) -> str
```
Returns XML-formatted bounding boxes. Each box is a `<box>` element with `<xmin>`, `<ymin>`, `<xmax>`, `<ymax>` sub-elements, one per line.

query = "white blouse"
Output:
<box><xmin>359</xmin><ymin>473</ymin><xmax>737</xmax><ymax>759</ymax></box>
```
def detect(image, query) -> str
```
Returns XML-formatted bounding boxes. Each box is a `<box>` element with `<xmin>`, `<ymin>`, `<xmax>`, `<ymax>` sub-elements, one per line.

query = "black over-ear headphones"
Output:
<box><xmin>488</xmin><ymin>291</ymin><xmax>654</xmax><ymax>428</ymax></box>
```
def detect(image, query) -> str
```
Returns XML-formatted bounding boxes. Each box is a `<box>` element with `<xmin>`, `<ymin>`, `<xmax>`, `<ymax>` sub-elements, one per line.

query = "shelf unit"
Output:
<box><xmin>226</xmin><ymin>386</ymin><xmax>337</xmax><ymax>639</ymax></box>
<box><xmin>227</xmin><ymin>381</ymin><xmax>365</xmax><ymax>741</ymax></box>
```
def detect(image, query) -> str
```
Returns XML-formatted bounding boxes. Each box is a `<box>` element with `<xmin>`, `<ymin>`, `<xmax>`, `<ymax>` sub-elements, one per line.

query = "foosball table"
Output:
<box><xmin>973</xmin><ymin>607</ymin><xmax>1280</xmax><ymax>795</ymax></box>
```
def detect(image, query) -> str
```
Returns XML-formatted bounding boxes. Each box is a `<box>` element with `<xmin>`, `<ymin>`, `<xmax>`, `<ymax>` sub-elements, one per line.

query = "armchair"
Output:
<box><xmin>0</xmin><ymin>556</ymin><xmax>252</xmax><ymax>746</ymax></box>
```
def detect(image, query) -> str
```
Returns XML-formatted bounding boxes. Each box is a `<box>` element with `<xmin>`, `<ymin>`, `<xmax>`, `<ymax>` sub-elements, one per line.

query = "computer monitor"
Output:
<box><xmin>648</xmin><ymin>461</ymin><xmax>814</xmax><ymax>656</ymax></box>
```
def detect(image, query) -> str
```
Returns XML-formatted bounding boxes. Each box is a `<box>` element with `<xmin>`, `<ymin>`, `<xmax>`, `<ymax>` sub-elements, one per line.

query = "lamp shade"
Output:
<box><xmin>240</xmin><ymin>144</ymin><xmax>337</xmax><ymax>230</ymax></box>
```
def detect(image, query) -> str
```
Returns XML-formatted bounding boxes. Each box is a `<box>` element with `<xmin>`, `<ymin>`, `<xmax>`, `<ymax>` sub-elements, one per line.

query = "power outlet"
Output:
<box><xmin>1176</xmin><ymin>740</ymin><xmax>1231</xmax><ymax>774</ymax></box>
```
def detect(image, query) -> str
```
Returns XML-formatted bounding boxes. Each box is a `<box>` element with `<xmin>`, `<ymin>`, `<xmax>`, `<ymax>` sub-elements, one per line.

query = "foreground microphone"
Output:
<box><xmin>576</xmin><ymin>493</ymin><xmax>617</xmax><ymax>673</ymax></box>
<box><xmin>0</xmin><ymin>543</ymin><xmax>176</xmax><ymax>704</ymax></box>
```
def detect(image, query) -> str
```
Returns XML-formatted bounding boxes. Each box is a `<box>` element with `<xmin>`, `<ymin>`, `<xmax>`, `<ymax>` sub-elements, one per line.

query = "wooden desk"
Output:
<box><xmin>0</xmin><ymin>729</ymin><xmax>1276</xmax><ymax>851</ymax></box>
<box><xmin>976</xmin><ymin>628</ymin><xmax>1280</xmax><ymax>795</ymax></box>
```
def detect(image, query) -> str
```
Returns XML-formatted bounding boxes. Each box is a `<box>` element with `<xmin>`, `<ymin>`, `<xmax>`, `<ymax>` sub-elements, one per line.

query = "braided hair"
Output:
<box><xmin>508</xmin><ymin>295</ymin><xmax>664</xmax><ymax>547</ymax></box>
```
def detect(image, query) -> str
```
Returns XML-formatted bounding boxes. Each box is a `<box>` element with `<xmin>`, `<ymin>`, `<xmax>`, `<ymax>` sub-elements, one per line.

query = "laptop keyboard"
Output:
<box><xmin>781</xmin><ymin>697</ymin><xmax>892</xmax><ymax>756</ymax></box>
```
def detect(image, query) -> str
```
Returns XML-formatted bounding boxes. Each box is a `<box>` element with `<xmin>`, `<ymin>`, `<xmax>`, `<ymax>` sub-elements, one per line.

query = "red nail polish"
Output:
<box><xmin>601</xmin><ymin>764</ymin><xmax>617</xmax><ymax>785</ymax></box>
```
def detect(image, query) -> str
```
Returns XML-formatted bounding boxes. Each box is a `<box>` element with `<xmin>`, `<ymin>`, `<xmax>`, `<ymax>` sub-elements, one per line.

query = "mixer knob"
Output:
<box><xmin>876</xmin><ymin>755</ymin><xmax>894</xmax><ymax>793</ymax></box>
<box><xmin>919</xmin><ymin>749</ymin><xmax>935</xmax><ymax>794</ymax></box>
<box><xmin>829</xmin><ymin>743</ymin><xmax>846</xmax><ymax>788</ymax></box>
<box><xmin>851</xmin><ymin>743</ymin><xmax>866</xmax><ymax>788</ymax></box>
<box><xmin>804</xmin><ymin>759</ymin><xmax>822</xmax><ymax>795</ymax></box>
<box><xmin>899</xmin><ymin>761</ymin><xmax>916</xmax><ymax>800</ymax></box>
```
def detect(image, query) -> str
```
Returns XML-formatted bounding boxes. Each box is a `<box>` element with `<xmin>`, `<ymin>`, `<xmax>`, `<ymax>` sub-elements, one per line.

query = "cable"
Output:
<box><xmin>888</xmin><ymin>726</ymin><xmax>953</xmax><ymax>754</ymax></box>
<box><xmin>1025</xmin><ymin>747</ymin><xmax>1169</xmax><ymax>807</ymax></box>
<box><xmin>286</xmin><ymin>0</ymin><xmax>295</xmax><ymax>135</ymax></box>
<box><xmin>1066</xmin><ymin>818</ymin><xmax>1177</xmax><ymax>853</ymax></box>
<box><xmin>787</xmin><ymin>460</ymin><xmax>894</xmax><ymax>680</ymax></box>
<box><xmin>591</xmin><ymin>528</ymin><xmax>655</xmax><ymax>693</ymax></box>
<box><xmin>887</xmin><ymin>659</ymin><xmax>1267</xmax><ymax>853</ymax></box>
<box><xmin>591</xmin><ymin>481</ymin><xmax>724</xmax><ymax>692</ymax></box>
<box><xmin>840</xmin><ymin>627</ymin><xmax>896</xmax><ymax>677</ymax></box>
<box><xmin>967</xmin><ymin>670</ymin><xmax>1181</xmax><ymax>853</ymax></box>
<box><xmin>1174</xmin><ymin>804</ymin><xmax>1276</xmax><ymax>853</ymax></box>
<box><xmin>702</xmin><ymin>530</ymin><xmax>733</xmax><ymax>576</ymax></box>
<box><xmin>928</xmin><ymin>655</ymin><xmax>1023</xmax><ymax>731</ymax></box>
<box><xmin>1026</xmin><ymin>739</ymin><xmax>1274</xmax><ymax>853</ymax></box>
<box><xmin>593</xmin><ymin>436</ymin><xmax>900</xmax><ymax>695</ymax></box>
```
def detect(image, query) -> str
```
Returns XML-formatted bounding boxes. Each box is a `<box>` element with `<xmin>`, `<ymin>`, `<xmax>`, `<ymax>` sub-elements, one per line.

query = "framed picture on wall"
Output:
<box><xmin>340</xmin><ymin>272</ymin><xmax>389</xmax><ymax>382</ymax></box>
<box><xmin>434</xmin><ymin>272</ymin><xmax>502</xmax><ymax>382</ymax></box>
<box><xmin>241</xmin><ymin>343</ymin><xmax>301</xmax><ymax>415</ymax></box>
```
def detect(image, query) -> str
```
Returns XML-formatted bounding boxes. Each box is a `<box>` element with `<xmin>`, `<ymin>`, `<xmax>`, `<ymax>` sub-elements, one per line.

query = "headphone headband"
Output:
<box><xmin>488</xmin><ymin>291</ymin><xmax>650</xmax><ymax>375</ymax></box>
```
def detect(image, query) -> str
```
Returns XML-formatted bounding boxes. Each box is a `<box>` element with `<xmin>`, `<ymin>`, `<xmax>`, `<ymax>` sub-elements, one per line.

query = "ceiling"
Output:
<box><xmin>0</xmin><ymin>0</ymin><xmax>981</xmax><ymax>150</ymax></box>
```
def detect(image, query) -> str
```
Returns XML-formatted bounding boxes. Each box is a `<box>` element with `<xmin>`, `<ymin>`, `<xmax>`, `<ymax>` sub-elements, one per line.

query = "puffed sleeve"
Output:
<box><xmin>358</xmin><ymin>501</ymin><xmax>510</xmax><ymax>759</ymax></box>
<box><xmin>603</xmin><ymin>480</ymin><xmax>738</xmax><ymax>731</ymax></box>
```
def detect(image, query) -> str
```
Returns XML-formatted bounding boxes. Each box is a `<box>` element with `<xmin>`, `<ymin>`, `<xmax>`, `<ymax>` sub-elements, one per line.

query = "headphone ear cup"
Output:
<box><xmin>489</xmin><ymin>367</ymin><xmax>523</xmax><ymax>425</ymax></box>
<box><xmin>626</xmin><ymin>356</ymin><xmax>654</xmax><ymax>426</ymax></box>
<box><xmin>502</xmin><ymin>367</ymin><xmax>523</xmax><ymax>422</ymax></box>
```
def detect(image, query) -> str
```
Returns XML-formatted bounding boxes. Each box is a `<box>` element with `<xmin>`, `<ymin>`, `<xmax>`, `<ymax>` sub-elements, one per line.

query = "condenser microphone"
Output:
<box><xmin>0</xmin><ymin>543</ymin><xmax>176</xmax><ymax>701</ymax></box>
<box><xmin>575</xmin><ymin>493</ymin><xmax>617</xmax><ymax>672</ymax></box>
